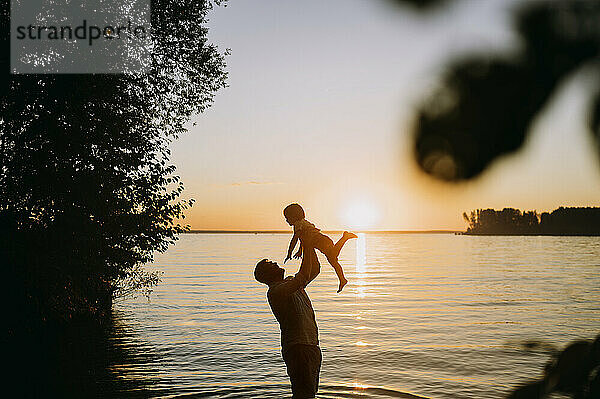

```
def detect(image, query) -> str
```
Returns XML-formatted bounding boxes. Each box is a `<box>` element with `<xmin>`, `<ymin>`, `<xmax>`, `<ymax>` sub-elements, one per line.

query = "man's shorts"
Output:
<box><xmin>282</xmin><ymin>344</ymin><xmax>322</xmax><ymax>399</ymax></box>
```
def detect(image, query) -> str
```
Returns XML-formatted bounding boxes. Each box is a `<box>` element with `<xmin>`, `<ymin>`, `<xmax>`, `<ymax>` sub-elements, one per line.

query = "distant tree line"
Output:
<box><xmin>463</xmin><ymin>207</ymin><xmax>600</xmax><ymax>235</ymax></box>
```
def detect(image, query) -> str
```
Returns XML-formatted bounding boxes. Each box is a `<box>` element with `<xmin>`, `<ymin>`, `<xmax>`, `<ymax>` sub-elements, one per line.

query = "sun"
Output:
<box><xmin>340</xmin><ymin>199</ymin><xmax>380</xmax><ymax>230</ymax></box>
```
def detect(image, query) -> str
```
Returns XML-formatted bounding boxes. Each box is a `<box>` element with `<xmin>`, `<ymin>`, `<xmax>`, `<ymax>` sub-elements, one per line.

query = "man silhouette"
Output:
<box><xmin>254</xmin><ymin>246</ymin><xmax>321</xmax><ymax>399</ymax></box>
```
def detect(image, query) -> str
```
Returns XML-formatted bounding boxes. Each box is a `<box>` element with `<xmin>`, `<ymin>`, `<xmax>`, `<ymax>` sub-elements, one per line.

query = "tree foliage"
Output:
<box><xmin>508</xmin><ymin>334</ymin><xmax>600</xmax><ymax>399</ymax></box>
<box><xmin>389</xmin><ymin>0</ymin><xmax>600</xmax><ymax>181</ymax></box>
<box><xmin>0</xmin><ymin>0</ymin><xmax>227</xmax><ymax>325</ymax></box>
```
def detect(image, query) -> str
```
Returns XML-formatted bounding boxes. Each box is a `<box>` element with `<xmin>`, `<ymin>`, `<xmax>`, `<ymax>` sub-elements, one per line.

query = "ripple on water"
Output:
<box><xmin>115</xmin><ymin>234</ymin><xmax>600</xmax><ymax>399</ymax></box>
<box><xmin>162</xmin><ymin>383</ymin><xmax>427</xmax><ymax>399</ymax></box>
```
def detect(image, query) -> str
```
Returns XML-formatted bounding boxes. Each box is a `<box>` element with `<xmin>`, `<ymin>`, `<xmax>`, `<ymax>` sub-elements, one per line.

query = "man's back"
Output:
<box><xmin>267</xmin><ymin>275</ymin><xmax>319</xmax><ymax>354</ymax></box>
<box><xmin>255</xmin><ymin>252</ymin><xmax>322</xmax><ymax>398</ymax></box>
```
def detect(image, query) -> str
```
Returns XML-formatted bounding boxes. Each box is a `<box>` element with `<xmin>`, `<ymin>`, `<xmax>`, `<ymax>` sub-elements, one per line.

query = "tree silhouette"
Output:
<box><xmin>463</xmin><ymin>207</ymin><xmax>600</xmax><ymax>235</ymax></box>
<box><xmin>389</xmin><ymin>0</ymin><xmax>600</xmax><ymax>181</ymax></box>
<box><xmin>0</xmin><ymin>0</ymin><xmax>227</xmax><ymax>325</ymax></box>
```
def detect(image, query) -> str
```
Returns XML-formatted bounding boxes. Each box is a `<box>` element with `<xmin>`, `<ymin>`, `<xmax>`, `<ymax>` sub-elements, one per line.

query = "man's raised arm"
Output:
<box><xmin>299</xmin><ymin>246</ymin><xmax>319</xmax><ymax>286</ymax></box>
<box><xmin>269</xmin><ymin>248</ymin><xmax>320</xmax><ymax>298</ymax></box>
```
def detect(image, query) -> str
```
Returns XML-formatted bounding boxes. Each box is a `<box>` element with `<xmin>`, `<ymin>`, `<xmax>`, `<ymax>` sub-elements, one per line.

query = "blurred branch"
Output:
<box><xmin>407</xmin><ymin>0</ymin><xmax>600</xmax><ymax>180</ymax></box>
<box><xmin>508</xmin><ymin>334</ymin><xmax>600</xmax><ymax>399</ymax></box>
<box><xmin>383</xmin><ymin>0</ymin><xmax>451</xmax><ymax>11</ymax></box>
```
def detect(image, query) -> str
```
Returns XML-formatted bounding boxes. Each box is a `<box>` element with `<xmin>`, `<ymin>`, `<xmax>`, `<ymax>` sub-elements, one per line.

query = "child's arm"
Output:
<box><xmin>285</xmin><ymin>233</ymin><xmax>299</xmax><ymax>263</ymax></box>
<box><xmin>293</xmin><ymin>243</ymin><xmax>303</xmax><ymax>259</ymax></box>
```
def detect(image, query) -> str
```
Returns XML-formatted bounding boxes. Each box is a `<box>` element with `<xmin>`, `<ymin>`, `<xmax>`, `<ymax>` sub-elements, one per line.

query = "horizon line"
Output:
<box><xmin>186</xmin><ymin>229</ymin><xmax>462</xmax><ymax>234</ymax></box>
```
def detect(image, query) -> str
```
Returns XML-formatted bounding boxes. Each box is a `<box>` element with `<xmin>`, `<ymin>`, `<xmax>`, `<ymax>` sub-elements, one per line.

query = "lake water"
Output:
<box><xmin>109</xmin><ymin>233</ymin><xmax>599</xmax><ymax>398</ymax></box>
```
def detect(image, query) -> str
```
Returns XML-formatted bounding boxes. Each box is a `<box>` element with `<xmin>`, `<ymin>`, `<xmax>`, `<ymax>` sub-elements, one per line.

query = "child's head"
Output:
<box><xmin>283</xmin><ymin>203</ymin><xmax>305</xmax><ymax>225</ymax></box>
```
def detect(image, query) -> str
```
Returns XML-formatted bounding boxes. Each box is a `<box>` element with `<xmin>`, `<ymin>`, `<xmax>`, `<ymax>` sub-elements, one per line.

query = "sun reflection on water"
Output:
<box><xmin>355</xmin><ymin>233</ymin><xmax>366</xmax><ymax>273</ymax></box>
<box><xmin>355</xmin><ymin>233</ymin><xmax>367</xmax><ymax>299</ymax></box>
<box><xmin>356</xmin><ymin>285</ymin><xmax>366</xmax><ymax>299</ymax></box>
<box><xmin>353</xmin><ymin>382</ymin><xmax>369</xmax><ymax>389</ymax></box>
<box><xmin>353</xmin><ymin>233</ymin><xmax>372</xmax><ymax>363</ymax></box>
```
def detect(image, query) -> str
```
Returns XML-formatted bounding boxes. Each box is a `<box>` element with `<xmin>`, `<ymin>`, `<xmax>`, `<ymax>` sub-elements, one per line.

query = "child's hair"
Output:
<box><xmin>283</xmin><ymin>203</ymin><xmax>305</xmax><ymax>223</ymax></box>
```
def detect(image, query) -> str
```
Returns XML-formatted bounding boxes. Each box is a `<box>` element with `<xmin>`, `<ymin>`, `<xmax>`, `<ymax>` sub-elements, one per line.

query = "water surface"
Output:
<box><xmin>112</xmin><ymin>233</ymin><xmax>600</xmax><ymax>398</ymax></box>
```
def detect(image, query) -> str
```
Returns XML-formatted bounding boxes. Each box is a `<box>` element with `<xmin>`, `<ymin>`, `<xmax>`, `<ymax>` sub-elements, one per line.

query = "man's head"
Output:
<box><xmin>283</xmin><ymin>203</ymin><xmax>305</xmax><ymax>226</ymax></box>
<box><xmin>254</xmin><ymin>259</ymin><xmax>285</xmax><ymax>285</ymax></box>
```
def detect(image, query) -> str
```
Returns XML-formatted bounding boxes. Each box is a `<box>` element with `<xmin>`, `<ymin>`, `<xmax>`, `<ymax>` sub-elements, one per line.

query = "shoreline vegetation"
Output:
<box><xmin>2</xmin><ymin>2</ymin><xmax>227</xmax><ymax>328</ymax></box>
<box><xmin>463</xmin><ymin>207</ymin><xmax>600</xmax><ymax>236</ymax></box>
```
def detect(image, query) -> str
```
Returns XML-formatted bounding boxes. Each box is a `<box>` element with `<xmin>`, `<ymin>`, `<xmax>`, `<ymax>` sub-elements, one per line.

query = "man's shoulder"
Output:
<box><xmin>268</xmin><ymin>276</ymin><xmax>290</xmax><ymax>288</ymax></box>
<box><xmin>268</xmin><ymin>275</ymin><xmax>306</xmax><ymax>298</ymax></box>
<box><xmin>267</xmin><ymin>276</ymin><xmax>291</xmax><ymax>293</ymax></box>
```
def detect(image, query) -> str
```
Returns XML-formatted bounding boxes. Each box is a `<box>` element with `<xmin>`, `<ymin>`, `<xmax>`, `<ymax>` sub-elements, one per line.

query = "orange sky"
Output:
<box><xmin>170</xmin><ymin>0</ymin><xmax>600</xmax><ymax>231</ymax></box>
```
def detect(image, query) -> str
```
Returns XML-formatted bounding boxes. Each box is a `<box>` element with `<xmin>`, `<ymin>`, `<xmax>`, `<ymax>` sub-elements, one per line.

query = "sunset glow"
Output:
<box><xmin>171</xmin><ymin>0</ymin><xmax>600</xmax><ymax>232</ymax></box>
<box><xmin>340</xmin><ymin>200</ymin><xmax>380</xmax><ymax>230</ymax></box>
<box><xmin>7</xmin><ymin>0</ymin><xmax>600</xmax><ymax>398</ymax></box>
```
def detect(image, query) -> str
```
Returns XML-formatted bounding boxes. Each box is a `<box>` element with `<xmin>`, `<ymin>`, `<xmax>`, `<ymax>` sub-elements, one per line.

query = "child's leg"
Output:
<box><xmin>314</xmin><ymin>233</ymin><xmax>356</xmax><ymax>293</ymax></box>
<box><xmin>331</xmin><ymin>231</ymin><xmax>358</xmax><ymax>259</ymax></box>
<box><xmin>302</xmin><ymin>245</ymin><xmax>321</xmax><ymax>284</ymax></box>
<box><xmin>326</xmin><ymin>254</ymin><xmax>348</xmax><ymax>293</ymax></box>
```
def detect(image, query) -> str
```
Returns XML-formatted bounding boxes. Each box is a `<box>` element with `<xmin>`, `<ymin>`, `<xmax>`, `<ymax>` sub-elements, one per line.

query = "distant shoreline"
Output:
<box><xmin>186</xmin><ymin>230</ymin><xmax>461</xmax><ymax>234</ymax></box>
<box><xmin>185</xmin><ymin>230</ymin><xmax>600</xmax><ymax>236</ymax></box>
<box><xmin>463</xmin><ymin>206</ymin><xmax>600</xmax><ymax>236</ymax></box>
<box><xmin>462</xmin><ymin>232</ymin><xmax>600</xmax><ymax>236</ymax></box>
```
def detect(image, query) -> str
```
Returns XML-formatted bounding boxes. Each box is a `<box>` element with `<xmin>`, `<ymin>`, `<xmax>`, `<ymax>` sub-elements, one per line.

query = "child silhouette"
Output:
<box><xmin>284</xmin><ymin>203</ymin><xmax>357</xmax><ymax>293</ymax></box>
